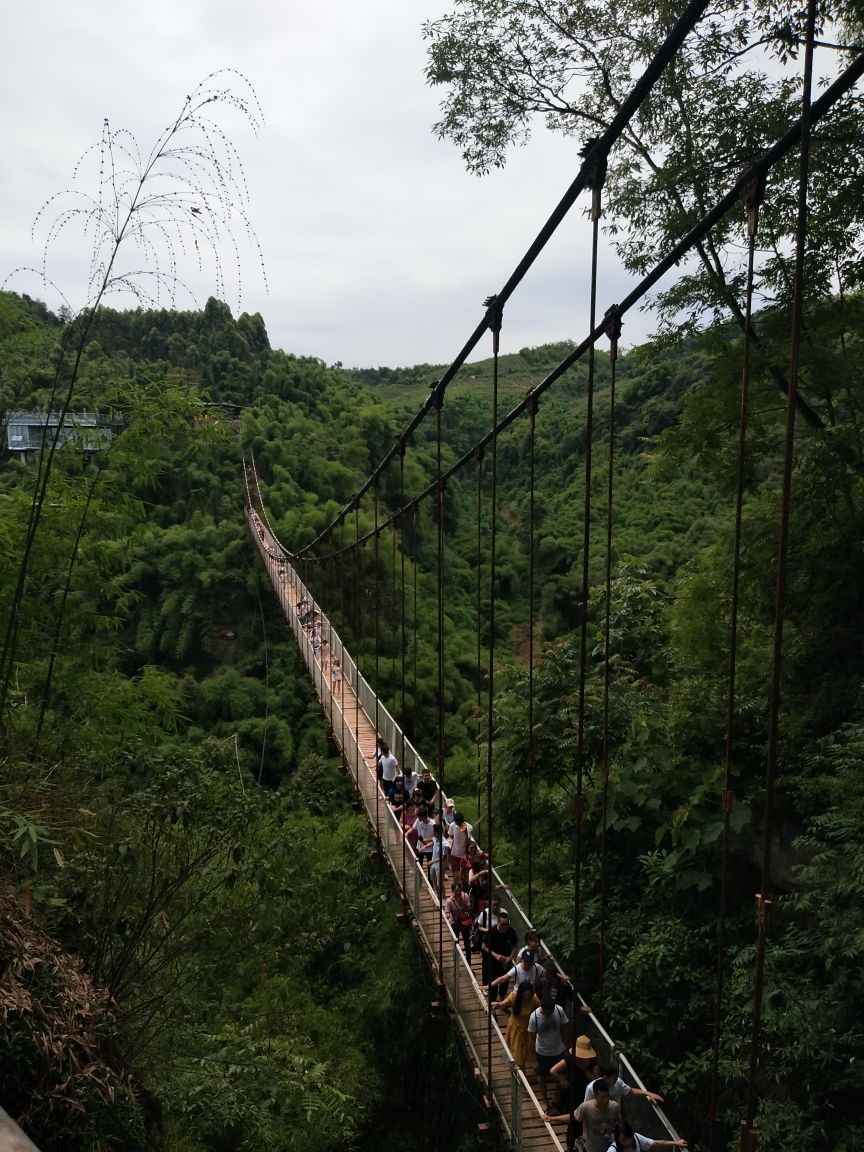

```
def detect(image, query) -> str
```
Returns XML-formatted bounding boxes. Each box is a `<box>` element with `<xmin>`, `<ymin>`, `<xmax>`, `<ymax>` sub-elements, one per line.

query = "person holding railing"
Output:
<box><xmin>585</xmin><ymin>1065</ymin><xmax>664</xmax><ymax>1106</ymax></box>
<box><xmin>569</xmin><ymin>1079</ymin><xmax>621</xmax><ymax>1152</ymax></box>
<box><xmin>377</xmin><ymin>740</ymin><xmax>399</xmax><ymax>790</ymax></box>
<box><xmin>492</xmin><ymin>978</ymin><xmax>539</xmax><ymax>1075</ymax></box>
<box><xmin>605</xmin><ymin>1120</ymin><xmax>687</xmax><ymax>1151</ymax></box>
<box><xmin>483</xmin><ymin>946</ymin><xmax>540</xmax><ymax>996</ymax></box>
<box><xmin>548</xmin><ymin>1034</ymin><xmax>600</xmax><ymax>1117</ymax></box>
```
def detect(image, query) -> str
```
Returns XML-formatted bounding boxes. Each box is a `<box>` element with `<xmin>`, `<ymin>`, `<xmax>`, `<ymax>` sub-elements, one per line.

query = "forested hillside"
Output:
<box><xmin>0</xmin><ymin>291</ymin><xmax>485</xmax><ymax>1152</ymax></box>
<box><xmin>2</xmin><ymin>284</ymin><xmax>864</xmax><ymax>1151</ymax></box>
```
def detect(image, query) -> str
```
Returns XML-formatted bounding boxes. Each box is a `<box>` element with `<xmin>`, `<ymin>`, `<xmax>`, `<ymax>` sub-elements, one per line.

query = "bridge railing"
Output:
<box><xmin>248</xmin><ymin>506</ymin><xmax>681</xmax><ymax>1147</ymax></box>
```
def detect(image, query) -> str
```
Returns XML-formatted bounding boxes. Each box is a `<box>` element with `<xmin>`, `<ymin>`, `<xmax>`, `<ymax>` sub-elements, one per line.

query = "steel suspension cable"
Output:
<box><xmin>598</xmin><ymin>307</ymin><xmax>622</xmax><ymax>1004</ymax></box>
<box><xmin>572</xmin><ymin>158</ymin><xmax>605</xmax><ymax>1052</ymax></box>
<box><xmin>354</xmin><ymin>503</ymin><xmax>361</xmax><ymax>792</ymax></box>
<box><xmin>743</xmin><ymin>4</ymin><xmax>817</xmax><ymax>1146</ymax></box>
<box><xmin>434</xmin><ymin>390</ymin><xmax>446</xmax><ymax>982</ymax></box>
<box><xmin>483</xmin><ymin>295</ymin><xmax>503</xmax><ymax>1115</ymax></box>
<box><xmin>526</xmin><ymin>395</ymin><xmax>539</xmax><ymax>922</ymax></box>
<box><xmin>392</xmin><ymin>493</ymin><xmax>398</xmax><ymax>695</ymax></box>
<box><xmin>707</xmin><ymin>174</ymin><xmax>763</xmax><ymax>1152</ymax></box>
<box><xmin>400</xmin><ymin>446</ymin><xmax>409</xmax><ymax>916</ymax></box>
<box><xmin>294</xmin><ymin>0</ymin><xmax>717</xmax><ymax>562</ymax></box>
<box><xmin>412</xmin><ymin>503</ymin><xmax>419</xmax><ymax>747</ymax></box>
<box><xmin>307</xmin><ymin>55</ymin><xmax>864</xmax><ymax>580</ymax></box>
<box><xmin>476</xmin><ymin>446</ymin><xmax>485</xmax><ymax>825</ymax></box>
<box><xmin>374</xmin><ymin>484</ymin><xmax>381</xmax><ymax>850</ymax></box>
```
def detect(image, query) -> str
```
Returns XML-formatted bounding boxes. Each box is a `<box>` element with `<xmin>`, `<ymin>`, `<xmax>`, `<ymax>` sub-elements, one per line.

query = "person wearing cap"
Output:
<box><xmin>447</xmin><ymin>811</ymin><xmax>473</xmax><ymax>879</ymax></box>
<box><xmin>442</xmin><ymin>799</ymin><xmax>456</xmax><ymax>828</ymax></box>
<box><xmin>483</xmin><ymin>945</ymin><xmax>540</xmax><ymax>996</ymax></box>
<box><xmin>550</xmin><ymin>1034</ymin><xmax>601</xmax><ymax>1115</ymax></box>
<box><xmin>480</xmin><ymin>906</ymin><xmax>517</xmax><ymax>995</ymax></box>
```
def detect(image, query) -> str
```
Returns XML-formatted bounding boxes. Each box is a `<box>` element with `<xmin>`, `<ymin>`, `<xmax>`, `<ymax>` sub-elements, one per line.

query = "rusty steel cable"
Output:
<box><xmin>484</xmin><ymin>294</ymin><xmax>503</xmax><ymax>1116</ymax></box>
<box><xmin>707</xmin><ymin>172</ymin><xmax>764</xmax><ymax>1152</ymax></box>
<box><xmin>293</xmin><ymin>0</ymin><xmax>718</xmax><ymax>562</ymax></box>
<box><xmin>526</xmin><ymin>393</ymin><xmax>539</xmax><ymax>922</ymax></box>
<box><xmin>742</xmin><ymin>2</ymin><xmax>818</xmax><ymax>1147</ymax></box>
<box><xmin>599</xmin><ymin>306</ymin><xmax>622</xmax><ymax>1005</ymax></box>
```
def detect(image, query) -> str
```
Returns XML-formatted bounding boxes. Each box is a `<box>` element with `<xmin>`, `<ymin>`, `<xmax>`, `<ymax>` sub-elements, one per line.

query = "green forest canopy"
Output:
<box><xmin>2</xmin><ymin>286</ymin><xmax>864</xmax><ymax>1150</ymax></box>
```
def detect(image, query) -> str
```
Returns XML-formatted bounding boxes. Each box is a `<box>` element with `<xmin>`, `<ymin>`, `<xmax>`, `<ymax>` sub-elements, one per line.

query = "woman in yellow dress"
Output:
<box><xmin>493</xmin><ymin>979</ymin><xmax>540</xmax><ymax>1073</ymax></box>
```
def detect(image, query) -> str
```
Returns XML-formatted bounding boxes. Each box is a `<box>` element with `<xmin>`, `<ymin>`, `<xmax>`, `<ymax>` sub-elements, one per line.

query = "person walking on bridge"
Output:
<box><xmin>585</xmin><ymin>1065</ymin><xmax>664</xmax><ymax>1107</ymax></box>
<box><xmin>528</xmin><ymin>993</ymin><xmax>569</xmax><ymax>1112</ymax></box>
<box><xmin>569</xmin><ymin>1079</ymin><xmax>620</xmax><ymax>1152</ymax></box>
<box><xmin>447</xmin><ymin>811</ymin><xmax>473</xmax><ymax>879</ymax></box>
<box><xmin>480</xmin><ymin>907</ymin><xmax>517</xmax><ymax>995</ymax></box>
<box><xmin>605</xmin><ymin>1120</ymin><xmax>687</xmax><ymax>1151</ymax></box>
<box><xmin>378</xmin><ymin>741</ymin><xmax>399</xmax><ymax>791</ymax></box>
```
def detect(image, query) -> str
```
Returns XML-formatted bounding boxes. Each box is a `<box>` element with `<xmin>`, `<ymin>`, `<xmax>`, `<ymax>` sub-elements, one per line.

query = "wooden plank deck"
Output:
<box><xmin>247</xmin><ymin>508</ymin><xmax>565</xmax><ymax>1152</ymax></box>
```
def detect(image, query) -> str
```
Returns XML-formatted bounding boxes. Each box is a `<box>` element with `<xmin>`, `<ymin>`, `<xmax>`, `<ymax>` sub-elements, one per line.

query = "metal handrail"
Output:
<box><xmin>247</xmin><ymin>506</ymin><xmax>685</xmax><ymax>1147</ymax></box>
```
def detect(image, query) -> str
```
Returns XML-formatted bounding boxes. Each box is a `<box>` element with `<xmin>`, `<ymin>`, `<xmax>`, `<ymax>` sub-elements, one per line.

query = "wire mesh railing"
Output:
<box><xmin>248</xmin><ymin>501</ymin><xmax>683</xmax><ymax>1149</ymax></box>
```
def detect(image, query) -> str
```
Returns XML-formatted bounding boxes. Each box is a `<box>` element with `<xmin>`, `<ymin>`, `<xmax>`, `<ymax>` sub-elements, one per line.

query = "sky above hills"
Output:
<box><xmin>1</xmin><ymin>0</ymin><xmax>658</xmax><ymax>368</ymax></box>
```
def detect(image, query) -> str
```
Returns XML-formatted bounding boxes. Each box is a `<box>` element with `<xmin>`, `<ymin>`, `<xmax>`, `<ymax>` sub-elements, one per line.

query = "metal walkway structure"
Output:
<box><xmin>247</xmin><ymin>503</ymin><xmax>684</xmax><ymax>1151</ymax></box>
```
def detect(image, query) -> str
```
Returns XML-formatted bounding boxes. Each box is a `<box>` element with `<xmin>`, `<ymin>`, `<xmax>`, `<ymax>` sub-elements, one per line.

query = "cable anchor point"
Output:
<box><xmin>483</xmin><ymin>293</ymin><xmax>503</xmax><ymax>355</ymax></box>
<box><xmin>581</xmin><ymin>137</ymin><xmax>608</xmax><ymax>221</ymax></box>
<box><xmin>740</xmin><ymin>171</ymin><xmax>766</xmax><ymax>239</ymax></box>
<box><xmin>603</xmin><ymin>306</ymin><xmax>622</xmax><ymax>362</ymax></box>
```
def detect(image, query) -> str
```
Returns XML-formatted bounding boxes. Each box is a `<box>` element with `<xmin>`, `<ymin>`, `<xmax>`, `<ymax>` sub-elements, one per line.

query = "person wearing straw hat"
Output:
<box><xmin>549</xmin><ymin>1034</ymin><xmax>600</xmax><ymax>1116</ymax></box>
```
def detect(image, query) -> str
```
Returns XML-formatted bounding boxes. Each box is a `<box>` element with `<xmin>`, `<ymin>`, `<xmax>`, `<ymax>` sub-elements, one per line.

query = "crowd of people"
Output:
<box><xmin>249</xmin><ymin>510</ymin><xmax>686</xmax><ymax>1151</ymax></box>
<box><xmin>374</xmin><ymin>739</ymin><xmax>684</xmax><ymax>1149</ymax></box>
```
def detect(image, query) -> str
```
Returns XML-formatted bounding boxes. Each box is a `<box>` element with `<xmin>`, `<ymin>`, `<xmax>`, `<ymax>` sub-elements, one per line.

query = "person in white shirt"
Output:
<box><xmin>378</xmin><ymin>740</ymin><xmax>399</xmax><ymax>791</ymax></box>
<box><xmin>412</xmin><ymin>807</ymin><xmax>435</xmax><ymax>862</ymax></box>
<box><xmin>484</xmin><ymin>946</ymin><xmax>541</xmax><ymax>996</ymax></box>
<box><xmin>606</xmin><ymin>1120</ymin><xmax>686</xmax><ymax>1151</ymax></box>
<box><xmin>447</xmin><ymin>811</ymin><xmax>473</xmax><ymax>878</ymax></box>
<box><xmin>528</xmin><ymin>994</ymin><xmax>569</xmax><ymax>1111</ymax></box>
<box><xmin>585</xmin><ymin>1065</ymin><xmax>664</xmax><ymax>1106</ymax></box>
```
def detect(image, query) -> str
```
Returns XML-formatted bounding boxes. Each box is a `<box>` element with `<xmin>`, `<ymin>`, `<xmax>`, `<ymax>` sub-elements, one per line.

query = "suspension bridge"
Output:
<box><xmin>238</xmin><ymin>3</ymin><xmax>864</xmax><ymax>1149</ymax></box>
<box><xmin>246</xmin><ymin>499</ymin><xmax>681</xmax><ymax>1151</ymax></box>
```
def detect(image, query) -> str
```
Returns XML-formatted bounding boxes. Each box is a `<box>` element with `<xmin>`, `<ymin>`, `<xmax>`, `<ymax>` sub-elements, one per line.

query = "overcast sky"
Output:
<box><xmin>1</xmin><ymin>0</ymin><xmax>659</xmax><ymax>368</ymax></box>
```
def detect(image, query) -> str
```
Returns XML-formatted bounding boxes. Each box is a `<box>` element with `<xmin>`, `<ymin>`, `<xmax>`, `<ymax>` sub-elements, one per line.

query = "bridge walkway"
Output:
<box><xmin>247</xmin><ymin>504</ymin><xmax>681</xmax><ymax>1151</ymax></box>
